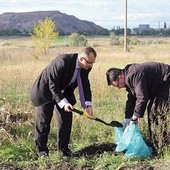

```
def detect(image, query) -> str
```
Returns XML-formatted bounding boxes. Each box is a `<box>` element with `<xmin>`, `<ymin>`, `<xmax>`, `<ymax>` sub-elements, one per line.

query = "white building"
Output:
<box><xmin>139</xmin><ymin>24</ymin><xmax>150</xmax><ymax>33</ymax></box>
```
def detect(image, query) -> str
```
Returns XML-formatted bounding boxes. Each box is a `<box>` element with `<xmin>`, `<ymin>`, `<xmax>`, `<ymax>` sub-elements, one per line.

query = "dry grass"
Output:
<box><xmin>0</xmin><ymin>36</ymin><xmax>170</xmax><ymax>113</ymax></box>
<box><xmin>0</xmin><ymin>36</ymin><xmax>170</xmax><ymax>169</ymax></box>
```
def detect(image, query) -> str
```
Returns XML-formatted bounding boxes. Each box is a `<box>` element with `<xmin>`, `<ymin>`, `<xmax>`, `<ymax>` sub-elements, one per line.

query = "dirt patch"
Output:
<box><xmin>0</xmin><ymin>107</ymin><xmax>33</xmax><ymax>124</ymax></box>
<box><xmin>0</xmin><ymin>159</ymin><xmax>21</xmax><ymax>170</ymax></box>
<box><xmin>78</xmin><ymin>142</ymin><xmax>117</xmax><ymax>157</ymax></box>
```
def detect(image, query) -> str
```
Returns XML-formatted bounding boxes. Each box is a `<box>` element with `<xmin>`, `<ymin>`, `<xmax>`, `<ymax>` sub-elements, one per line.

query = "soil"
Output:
<box><xmin>78</xmin><ymin>142</ymin><xmax>117</xmax><ymax>157</ymax></box>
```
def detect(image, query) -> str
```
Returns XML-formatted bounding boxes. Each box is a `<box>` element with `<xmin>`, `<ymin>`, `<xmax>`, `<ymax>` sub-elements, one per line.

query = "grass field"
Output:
<box><xmin>0</xmin><ymin>36</ymin><xmax>170</xmax><ymax>170</ymax></box>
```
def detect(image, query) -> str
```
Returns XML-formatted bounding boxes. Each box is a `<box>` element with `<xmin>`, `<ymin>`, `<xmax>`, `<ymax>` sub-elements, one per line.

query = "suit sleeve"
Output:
<box><xmin>125</xmin><ymin>73</ymin><xmax>149</xmax><ymax>119</ymax></box>
<box><xmin>125</xmin><ymin>88</ymin><xmax>136</xmax><ymax>119</ymax></box>
<box><xmin>133</xmin><ymin>74</ymin><xmax>148</xmax><ymax>118</ymax></box>
<box><xmin>48</xmin><ymin>59</ymin><xmax>65</xmax><ymax>103</ymax></box>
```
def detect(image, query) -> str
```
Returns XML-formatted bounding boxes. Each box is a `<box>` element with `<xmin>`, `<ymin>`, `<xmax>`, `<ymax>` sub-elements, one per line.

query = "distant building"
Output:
<box><xmin>131</xmin><ymin>25</ymin><xmax>151</xmax><ymax>35</ymax></box>
<box><xmin>139</xmin><ymin>24</ymin><xmax>150</xmax><ymax>33</ymax></box>
<box><xmin>131</xmin><ymin>28</ymin><xmax>139</xmax><ymax>35</ymax></box>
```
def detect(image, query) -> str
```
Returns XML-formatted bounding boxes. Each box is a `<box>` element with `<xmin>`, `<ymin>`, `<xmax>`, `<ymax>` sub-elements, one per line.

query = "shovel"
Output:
<box><xmin>72</xmin><ymin>108</ymin><xmax>123</xmax><ymax>128</ymax></box>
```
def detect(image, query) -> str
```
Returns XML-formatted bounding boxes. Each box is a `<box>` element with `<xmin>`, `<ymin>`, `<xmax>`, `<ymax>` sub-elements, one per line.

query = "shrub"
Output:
<box><xmin>68</xmin><ymin>33</ymin><xmax>87</xmax><ymax>47</ymax></box>
<box><xmin>149</xmin><ymin>104</ymin><xmax>170</xmax><ymax>155</ymax></box>
<box><xmin>129</xmin><ymin>36</ymin><xmax>140</xmax><ymax>45</ymax></box>
<box><xmin>110</xmin><ymin>32</ymin><xmax>119</xmax><ymax>45</ymax></box>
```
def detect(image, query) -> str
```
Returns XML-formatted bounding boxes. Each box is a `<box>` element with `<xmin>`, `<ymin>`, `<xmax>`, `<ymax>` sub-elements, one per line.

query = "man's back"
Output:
<box><xmin>125</xmin><ymin>62</ymin><xmax>170</xmax><ymax>99</ymax></box>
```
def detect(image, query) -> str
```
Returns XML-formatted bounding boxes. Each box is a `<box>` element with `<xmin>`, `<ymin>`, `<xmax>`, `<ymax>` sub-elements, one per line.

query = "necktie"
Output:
<box><xmin>77</xmin><ymin>69</ymin><xmax>86</xmax><ymax>108</ymax></box>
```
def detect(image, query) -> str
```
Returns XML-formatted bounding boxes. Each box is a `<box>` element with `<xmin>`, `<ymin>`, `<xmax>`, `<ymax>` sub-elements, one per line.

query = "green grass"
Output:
<box><xmin>0</xmin><ymin>36</ymin><xmax>170</xmax><ymax>169</ymax></box>
<box><xmin>53</xmin><ymin>36</ymin><xmax>68</xmax><ymax>46</ymax></box>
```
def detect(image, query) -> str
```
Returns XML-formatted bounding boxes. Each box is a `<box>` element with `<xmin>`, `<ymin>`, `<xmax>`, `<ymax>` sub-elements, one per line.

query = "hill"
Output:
<box><xmin>0</xmin><ymin>11</ymin><xmax>105</xmax><ymax>35</ymax></box>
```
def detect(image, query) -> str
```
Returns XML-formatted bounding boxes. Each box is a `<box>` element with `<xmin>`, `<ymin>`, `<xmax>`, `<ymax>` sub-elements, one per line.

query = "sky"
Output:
<box><xmin>0</xmin><ymin>0</ymin><xmax>170</xmax><ymax>29</ymax></box>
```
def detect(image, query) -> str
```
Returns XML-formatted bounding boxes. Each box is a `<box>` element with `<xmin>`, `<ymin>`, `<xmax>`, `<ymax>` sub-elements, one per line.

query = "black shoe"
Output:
<box><xmin>37</xmin><ymin>147</ymin><xmax>49</xmax><ymax>157</ymax></box>
<box><xmin>38</xmin><ymin>151</ymin><xmax>49</xmax><ymax>157</ymax></box>
<box><xmin>62</xmin><ymin>148</ymin><xmax>81</xmax><ymax>157</ymax></box>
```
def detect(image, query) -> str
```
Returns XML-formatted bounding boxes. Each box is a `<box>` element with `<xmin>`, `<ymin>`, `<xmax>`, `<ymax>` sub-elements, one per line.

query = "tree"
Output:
<box><xmin>164</xmin><ymin>22</ymin><xmax>167</xmax><ymax>29</ymax></box>
<box><xmin>32</xmin><ymin>17</ymin><xmax>58</xmax><ymax>55</ymax></box>
<box><xmin>68</xmin><ymin>33</ymin><xmax>87</xmax><ymax>47</ymax></box>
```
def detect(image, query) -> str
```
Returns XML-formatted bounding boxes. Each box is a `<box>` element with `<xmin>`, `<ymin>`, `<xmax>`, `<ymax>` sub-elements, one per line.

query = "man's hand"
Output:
<box><xmin>64</xmin><ymin>103</ymin><xmax>73</xmax><ymax>112</ymax></box>
<box><xmin>125</xmin><ymin>115</ymin><xmax>138</xmax><ymax>127</ymax></box>
<box><xmin>85</xmin><ymin>106</ymin><xmax>93</xmax><ymax>117</ymax></box>
<box><xmin>130</xmin><ymin>115</ymin><xmax>138</xmax><ymax>125</ymax></box>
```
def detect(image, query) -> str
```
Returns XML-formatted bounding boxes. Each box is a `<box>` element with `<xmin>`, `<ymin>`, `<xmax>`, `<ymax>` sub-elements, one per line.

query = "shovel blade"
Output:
<box><xmin>109</xmin><ymin>121</ymin><xmax>123</xmax><ymax>127</ymax></box>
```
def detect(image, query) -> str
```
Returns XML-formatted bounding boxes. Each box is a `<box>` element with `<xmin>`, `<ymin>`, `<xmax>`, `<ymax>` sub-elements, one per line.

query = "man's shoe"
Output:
<box><xmin>62</xmin><ymin>148</ymin><xmax>81</xmax><ymax>157</ymax></box>
<box><xmin>38</xmin><ymin>151</ymin><xmax>49</xmax><ymax>157</ymax></box>
<box><xmin>37</xmin><ymin>147</ymin><xmax>49</xmax><ymax>157</ymax></box>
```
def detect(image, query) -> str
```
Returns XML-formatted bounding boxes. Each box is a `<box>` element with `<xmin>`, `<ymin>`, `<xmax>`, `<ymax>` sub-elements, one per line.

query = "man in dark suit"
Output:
<box><xmin>106</xmin><ymin>62</ymin><xmax>170</xmax><ymax>151</ymax></box>
<box><xmin>30</xmin><ymin>47</ymin><xmax>97</xmax><ymax>157</ymax></box>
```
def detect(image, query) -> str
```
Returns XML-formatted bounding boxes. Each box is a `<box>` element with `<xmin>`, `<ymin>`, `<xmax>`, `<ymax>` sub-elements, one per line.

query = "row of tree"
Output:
<box><xmin>0</xmin><ymin>29</ymin><xmax>30</xmax><ymax>36</ymax></box>
<box><xmin>110</xmin><ymin>27</ymin><xmax>170</xmax><ymax>36</ymax></box>
<box><xmin>0</xmin><ymin>28</ymin><xmax>109</xmax><ymax>36</ymax></box>
<box><xmin>1</xmin><ymin>23</ymin><xmax>170</xmax><ymax>36</ymax></box>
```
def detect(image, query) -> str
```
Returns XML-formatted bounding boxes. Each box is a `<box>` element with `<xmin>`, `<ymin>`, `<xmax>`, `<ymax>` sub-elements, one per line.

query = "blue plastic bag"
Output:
<box><xmin>115</xmin><ymin>122</ymin><xmax>125</xmax><ymax>145</ymax></box>
<box><xmin>114</xmin><ymin>123</ymin><xmax>152</xmax><ymax>158</ymax></box>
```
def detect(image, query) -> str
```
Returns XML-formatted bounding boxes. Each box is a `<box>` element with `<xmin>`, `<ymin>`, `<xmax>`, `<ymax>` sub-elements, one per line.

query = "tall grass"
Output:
<box><xmin>0</xmin><ymin>36</ymin><xmax>170</xmax><ymax>169</ymax></box>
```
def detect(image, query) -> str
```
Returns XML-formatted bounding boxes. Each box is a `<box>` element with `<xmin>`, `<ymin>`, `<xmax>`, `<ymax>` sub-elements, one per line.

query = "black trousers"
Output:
<box><xmin>35</xmin><ymin>100</ymin><xmax>72</xmax><ymax>152</ymax></box>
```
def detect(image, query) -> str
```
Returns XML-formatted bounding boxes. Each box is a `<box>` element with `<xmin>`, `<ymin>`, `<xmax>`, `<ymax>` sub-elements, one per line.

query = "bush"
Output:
<box><xmin>149</xmin><ymin>105</ymin><xmax>170</xmax><ymax>154</ymax></box>
<box><xmin>68</xmin><ymin>33</ymin><xmax>87</xmax><ymax>47</ymax></box>
<box><xmin>129</xmin><ymin>36</ymin><xmax>140</xmax><ymax>45</ymax></box>
<box><xmin>118</xmin><ymin>36</ymin><xmax>140</xmax><ymax>45</ymax></box>
<box><xmin>110</xmin><ymin>32</ymin><xmax>120</xmax><ymax>45</ymax></box>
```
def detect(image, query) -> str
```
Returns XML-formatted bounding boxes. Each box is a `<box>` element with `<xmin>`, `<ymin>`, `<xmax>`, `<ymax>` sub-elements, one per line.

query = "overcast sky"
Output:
<box><xmin>0</xmin><ymin>0</ymin><xmax>170</xmax><ymax>29</ymax></box>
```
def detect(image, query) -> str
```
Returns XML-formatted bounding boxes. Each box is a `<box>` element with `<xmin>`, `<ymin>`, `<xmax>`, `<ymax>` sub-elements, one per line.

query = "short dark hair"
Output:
<box><xmin>106</xmin><ymin>68</ymin><xmax>122</xmax><ymax>85</ymax></box>
<box><xmin>82</xmin><ymin>47</ymin><xmax>97</xmax><ymax>58</ymax></box>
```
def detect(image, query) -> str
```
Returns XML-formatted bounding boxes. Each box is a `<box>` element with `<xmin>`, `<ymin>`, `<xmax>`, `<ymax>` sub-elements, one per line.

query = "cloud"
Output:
<box><xmin>0</xmin><ymin>0</ymin><xmax>170</xmax><ymax>29</ymax></box>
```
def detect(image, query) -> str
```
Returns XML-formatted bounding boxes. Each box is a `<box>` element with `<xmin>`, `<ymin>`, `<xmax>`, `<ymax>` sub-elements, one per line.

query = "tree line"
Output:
<box><xmin>0</xmin><ymin>28</ymin><xmax>109</xmax><ymax>36</ymax></box>
<box><xmin>1</xmin><ymin>26</ymin><xmax>170</xmax><ymax>37</ymax></box>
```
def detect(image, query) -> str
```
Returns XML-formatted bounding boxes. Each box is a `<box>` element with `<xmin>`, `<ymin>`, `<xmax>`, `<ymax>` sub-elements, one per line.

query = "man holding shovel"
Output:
<box><xmin>106</xmin><ymin>62</ymin><xmax>170</xmax><ymax>153</ymax></box>
<box><xmin>30</xmin><ymin>47</ymin><xmax>96</xmax><ymax>157</ymax></box>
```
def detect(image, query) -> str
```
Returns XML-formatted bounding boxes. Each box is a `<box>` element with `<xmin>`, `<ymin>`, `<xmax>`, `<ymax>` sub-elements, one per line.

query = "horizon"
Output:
<box><xmin>0</xmin><ymin>0</ymin><xmax>170</xmax><ymax>29</ymax></box>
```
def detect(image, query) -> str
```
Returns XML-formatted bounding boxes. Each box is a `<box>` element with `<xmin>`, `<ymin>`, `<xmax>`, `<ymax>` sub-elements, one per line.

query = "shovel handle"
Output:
<box><xmin>71</xmin><ymin>108</ymin><xmax>122</xmax><ymax>127</ymax></box>
<box><xmin>72</xmin><ymin>108</ymin><xmax>93</xmax><ymax>119</ymax></box>
<box><xmin>72</xmin><ymin>108</ymin><xmax>83</xmax><ymax>115</ymax></box>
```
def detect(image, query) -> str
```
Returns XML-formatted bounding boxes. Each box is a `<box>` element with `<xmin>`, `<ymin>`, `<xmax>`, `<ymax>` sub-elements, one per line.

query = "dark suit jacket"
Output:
<box><xmin>124</xmin><ymin>62</ymin><xmax>170</xmax><ymax>119</ymax></box>
<box><xmin>30</xmin><ymin>53</ymin><xmax>92</xmax><ymax>107</ymax></box>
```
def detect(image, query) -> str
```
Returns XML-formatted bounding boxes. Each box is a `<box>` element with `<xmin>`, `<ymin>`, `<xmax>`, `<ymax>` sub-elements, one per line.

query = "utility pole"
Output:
<box><xmin>124</xmin><ymin>0</ymin><xmax>127</xmax><ymax>52</ymax></box>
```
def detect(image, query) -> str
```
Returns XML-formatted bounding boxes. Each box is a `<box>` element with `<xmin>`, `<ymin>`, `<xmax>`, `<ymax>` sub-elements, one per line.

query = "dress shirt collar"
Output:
<box><xmin>76</xmin><ymin>57</ymin><xmax>81</xmax><ymax>69</ymax></box>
